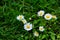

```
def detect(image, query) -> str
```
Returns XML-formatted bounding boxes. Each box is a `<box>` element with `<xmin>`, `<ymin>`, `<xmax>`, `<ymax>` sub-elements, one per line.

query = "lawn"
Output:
<box><xmin>0</xmin><ymin>0</ymin><xmax>60</xmax><ymax>40</ymax></box>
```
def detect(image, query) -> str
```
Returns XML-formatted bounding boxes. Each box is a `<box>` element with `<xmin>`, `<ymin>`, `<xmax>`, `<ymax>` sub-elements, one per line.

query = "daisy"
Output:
<box><xmin>39</xmin><ymin>26</ymin><xmax>44</xmax><ymax>32</ymax></box>
<box><xmin>44</xmin><ymin>13</ymin><xmax>52</xmax><ymax>20</ymax></box>
<box><xmin>52</xmin><ymin>15</ymin><xmax>57</xmax><ymax>19</ymax></box>
<box><xmin>24</xmin><ymin>23</ymin><xmax>32</xmax><ymax>31</ymax></box>
<box><xmin>17</xmin><ymin>15</ymin><xmax>24</xmax><ymax>21</ymax></box>
<box><xmin>22</xmin><ymin>19</ymin><xmax>27</xmax><ymax>24</ymax></box>
<box><xmin>37</xmin><ymin>10</ymin><xmax>45</xmax><ymax>16</ymax></box>
<box><xmin>34</xmin><ymin>31</ymin><xmax>39</xmax><ymax>37</ymax></box>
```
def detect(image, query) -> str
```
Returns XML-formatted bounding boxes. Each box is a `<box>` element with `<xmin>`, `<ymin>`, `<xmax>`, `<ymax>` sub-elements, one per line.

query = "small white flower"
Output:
<box><xmin>37</xmin><ymin>10</ymin><xmax>45</xmax><ymax>16</ymax></box>
<box><xmin>52</xmin><ymin>15</ymin><xmax>57</xmax><ymax>19</ymax></box>
<box><xmin>39</xmin><ymin>26</ymin><xmax>44</xmax><ymax>32</ymax></box>
<box><xmin>17</xmin><ymin>15</ymin><xmax>24</xmax><ymax>21</ymax></box>
<box><xmin>29</xmin><ymin>18</ymin><xmax>32</xmax><ymax>20</ymax></box>
<box><xmin>44</xmin><ymin>13</ymin><xmax>52</xmax><ymax>20</ymax></box>
<box><xmin>22</xmin><ymin>19</ymin><xmax>27</xmax><ymax>24</ymax></box>
<box><xmin>24</xmin><ymin>23</ymin><xmax>32</xmax><ymax>31</ymax></box>
<box><xmin>34</xmin><ymin>31</ymin><xmax>39</xmax><ymax>37</ymax></box>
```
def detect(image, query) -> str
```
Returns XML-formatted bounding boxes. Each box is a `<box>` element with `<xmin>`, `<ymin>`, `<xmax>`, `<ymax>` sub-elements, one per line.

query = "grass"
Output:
<box><xmin>0</xmin><ymin>0</ymin><xmax>60</xmax><ymax>40</ymax></box>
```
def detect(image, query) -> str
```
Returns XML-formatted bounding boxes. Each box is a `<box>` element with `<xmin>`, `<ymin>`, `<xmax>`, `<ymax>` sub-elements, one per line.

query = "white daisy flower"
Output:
<box><xmin>24</xmin><ymin>23</ymin><xmax>32</xmax><ymax>31</ymax></box>
<box><xmin>17</xmin><ymin>15</ymin><xmax>24</xmax><ymax>21</ymax></box>
<box><xmin>44</xmin><ymin>13</ymin><xmax>52</xmax><ymax>20</ymax></box>
<box><xmin>37</xmin><ymin>10</ymin><xmax>45</xmax><ymax>16</ymax></box>
<box><xmin>34</xmin><ymin>31</ymin><xmax>39</xmax><ymax>37</ymax></box>
<box><xmin>22</xmin><ymin>19</ymin><xmax>27</xmax><ymax>24</ymax></box>
<box><xmin>52</xmin><ymin>15</ymin><xmax>57</xmax><ymax>19</ymax></box>
<box><xmin>39</xmin><ymin>26</ymin><xmax>44</xmax><ymax>32</ymax></box>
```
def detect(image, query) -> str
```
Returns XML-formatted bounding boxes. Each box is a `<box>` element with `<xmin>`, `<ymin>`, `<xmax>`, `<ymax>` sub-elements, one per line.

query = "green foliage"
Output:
<box><xmin>0</xmin><ymin>0</ymin><xmax>60</xmax><ymax>40</ymax></box>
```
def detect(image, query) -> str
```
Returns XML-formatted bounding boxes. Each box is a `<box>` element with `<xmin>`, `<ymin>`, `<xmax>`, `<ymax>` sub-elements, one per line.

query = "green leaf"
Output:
<box><xmin>49</xmin><ymin>32</ymin><xmax>55</xmax><ymax>40</ymax></box>
<box><xmin>57</xmin><ymin>34</ymin><xmax>60</xmax><ymax>38</ymax></box>
<box><xmin>50</xmin><ymin>35</ymin><xmax>55</xmax><ymax>40</ymax></box>
<box><xmin>41</xmin><ymin>35</ymin><xmax>46</xmax><ymax>39</ymax></box>
<box><xmin>33</xmin><ymin>19</ymin><xmax>40</xmax><ymax>25</ymax></box>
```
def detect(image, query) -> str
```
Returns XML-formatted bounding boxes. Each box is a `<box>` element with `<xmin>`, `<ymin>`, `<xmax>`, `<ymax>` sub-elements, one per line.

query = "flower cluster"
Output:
<box><xmin>37</xmin><ymin>10</ymin><xmax>57</xmax><ymax>20</ymax></box>
<box><xmin>34</xmin><ymin>26</ymin><xmax>44</xmax><ymax>37</ymax></box>
<box><xmin>17</xmin><ymin>15</ymin><xmax>33</xmax><ymax>31</ymax></box>
<box><xmin>16</xmin><ymin>10</ymin><xmax>57</xmax><ymax>37</ymax></box>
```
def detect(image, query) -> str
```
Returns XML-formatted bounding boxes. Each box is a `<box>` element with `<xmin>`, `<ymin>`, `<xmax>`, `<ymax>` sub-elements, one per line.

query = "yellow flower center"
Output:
<box><xmin>40</xmin><ymin>12</ymin><xmax>42</xmax><ymax>15</ymax></box>
<box><xmin>19</xmin><ymin>16</ymin><xmax>22</xmax><ymax>18</ymax></box>
<box><xmin>46</xmin><ymin>16</ymin><xmax>50</xmax><ymax>18</ymax></box>
<box><xmin>26</xmin><ymin>25</ymin><xmax>30</xmax><ymax>29</ymax></box>
<box><xmin>40</xmin><ymin>28</ymin><xmax>43</xmax><ymax>30</ymax></box>
<box><xmin>35</xmin><ymin>32</ymin><xmax>38</xmax><ymax>35</ymax></box>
